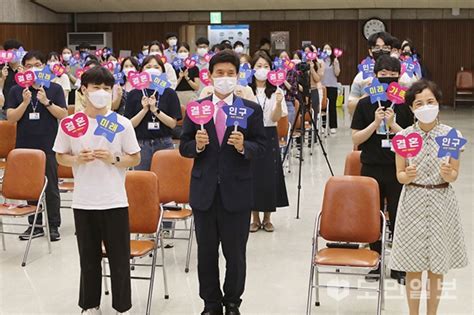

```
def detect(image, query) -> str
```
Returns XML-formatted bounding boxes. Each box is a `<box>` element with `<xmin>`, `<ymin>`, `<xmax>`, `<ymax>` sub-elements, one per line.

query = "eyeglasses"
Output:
<box><xmin>372</xmin><ymin>46</ymin><xmax>391</xmax><ymax>52</ymax></box>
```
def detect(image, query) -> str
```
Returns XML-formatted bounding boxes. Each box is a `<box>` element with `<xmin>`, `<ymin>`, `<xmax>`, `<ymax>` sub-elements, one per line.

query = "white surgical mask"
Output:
<box><xmin>213</xmin><ymin>76</ymin><xmax>237</xmax><ymax>95</ymax></box>
<box><xmin>254</xmin><ymin>68</ymin><xmax>270</xmax><ymax>81</ymax></box>
<box><xmin>168</xmin><ymin>39</ymin><xmax>178</xmax><ymax>47</ymax></box>
<box><xmin>88</xmin><ymin>89</ymin><xmax>112</xmax><ymax>109</ymax></box>
<box><xmin>325</xmin><ymin>50</ymin><xmax>332</xmax><ymax>56</ymax></box>
<box><xmin>178</xmin><ymin>52</ymin><xmax>189</xmax><ymax>60</ymax></box>
<box><xmin>234</xmin><ymin>46</ymin><xmax>244</xmax><ymax>54</ymax></box>
<box><xmin>48</xmin><ymin>61</ymin><xmax>59</xmax><ymax>66</ymax></box>
<box><xmin>62</xmin><ymin>53</ymin><xmax>71</xmax><ymax>61</ymax></box>
<box><xmin>197</xmin><ymin>48</ymin><xmax>208</xmax><ymax>57</ymax></box>
<box><xmin>123</xmin><ymin>67</ymin><xmax>136</xmax><ymax>76</ymax></box>
<box><xmin>144</xmin><ymin>68</ymin><xmax>162</xmax><ymax>76</ymax></box>
<box><xmin>390</xmin><ymin>52</ymin><xmax>400</xmax><ymax>59</ymax></box>
<box><xmin>414</xmin><ymin>104</ymin><xmax>439</xmax><ymax>124</ymax></box>
<box><xmin>142</xmin><ymin>49</ymin><xmax>149</xmax><ymax>56</ymax></box>
<box><xmin>149</xmin><ymin>51</ymin><xmax>161</xmax><ymax>56</ymax></box>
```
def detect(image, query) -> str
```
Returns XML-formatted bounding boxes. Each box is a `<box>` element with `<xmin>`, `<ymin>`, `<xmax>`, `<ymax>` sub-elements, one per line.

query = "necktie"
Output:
<box><xmin>215</xmin><ymin>101</ymin><xmax>227</xmax><ymax>146</ymax></box>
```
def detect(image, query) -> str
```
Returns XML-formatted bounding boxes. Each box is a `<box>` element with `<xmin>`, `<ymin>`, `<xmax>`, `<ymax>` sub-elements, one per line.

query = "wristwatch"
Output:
<box><xmin>45</xmin><ymin>100</ymin><xmax>53</xmax><ymax>107</ymax></box>
<box><xmin>111</xmin><ymin>155</ymin><xmax>121</xmax><ymax>165</ymax></box>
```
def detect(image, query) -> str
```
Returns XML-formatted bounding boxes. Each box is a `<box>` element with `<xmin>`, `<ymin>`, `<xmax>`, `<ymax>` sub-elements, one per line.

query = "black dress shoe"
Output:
<box><xmin>225</xmin><ymin>303</ymin><xmax>240</xmax><ymax>315</ymax></box>
<box><xmin>201</xmin><ymin>309</ymin><xmax>223</xmax><ymax>315</ymax></box>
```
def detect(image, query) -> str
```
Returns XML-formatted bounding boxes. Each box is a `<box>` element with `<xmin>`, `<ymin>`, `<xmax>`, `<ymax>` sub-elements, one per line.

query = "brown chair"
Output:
<box><xmin>0</xmin><ymin>121</ymin><xmax>16</xmax><ymax>170</ymax></box>
<box><xmin>58</xmin><ymin>164</ymin><xmax>74</xmax><ymax>209</ymax></box>
<box><xmin>0</xmin><ymin>149</ymin><xmax>51</xmax><ymax>266</ymax></box>
<box><xmin>277</xmin><ymin>115</ymin><xmax>290</xmax><ymax>172</ymax></box>
<box><xmin>150</xmin><ymin>149</ymin><xmax>194</xmax><ymax>272</ymax></box>
<box><xmin>172</xmin><ymin>105</ymin><xmax>187</xmax><ymax>146</ymax></box>
<box><xmin>343</xmin><ymin>151</ymin><xmax>362</xmax><ymax>176</ymax></box>
<box><xmin>306</xmin><ymin>176</ymin><xmax>385</xmax><ymax>315</ymax></box>
<box><xmin>453</xmin><ymin>69</ymin><xmax>474</xmax><ymax>110</ymax></box>
<box><xmin>102</xmin><ymin>171</ymin><xmax>168</xmax><ymax>315</ymax></box>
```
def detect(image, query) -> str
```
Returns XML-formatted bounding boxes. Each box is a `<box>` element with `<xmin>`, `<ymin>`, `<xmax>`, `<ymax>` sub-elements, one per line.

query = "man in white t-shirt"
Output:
<box><xmin>53</xmin><ymin>67</ymin><xmax>140</xmax><ymax>315</ymax></box>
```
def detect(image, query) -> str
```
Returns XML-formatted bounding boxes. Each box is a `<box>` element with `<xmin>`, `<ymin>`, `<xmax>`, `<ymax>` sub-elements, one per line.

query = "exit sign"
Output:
<box><xmin>210</xmin><ymin>12</ymin><xmax>222</xmax><ymax>24</ymax></box>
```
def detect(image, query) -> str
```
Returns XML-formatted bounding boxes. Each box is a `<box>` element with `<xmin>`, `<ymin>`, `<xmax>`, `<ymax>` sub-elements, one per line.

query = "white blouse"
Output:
<box><xmin>255</xmin><ymin>87</ymin><xmax>288</xmax><ymax>127</ymax></box>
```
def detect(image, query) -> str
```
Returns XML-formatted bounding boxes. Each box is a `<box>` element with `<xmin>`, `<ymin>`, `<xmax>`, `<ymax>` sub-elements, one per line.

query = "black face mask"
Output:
<box><xmin>372</xmin><ymin>49</ymin><xmax>390</xmax><ymax>61</ymax></box>
<box><xmin>378</xmin><ymin>77</ymin><xmax>399</xmax><ymax>85</ymax></box>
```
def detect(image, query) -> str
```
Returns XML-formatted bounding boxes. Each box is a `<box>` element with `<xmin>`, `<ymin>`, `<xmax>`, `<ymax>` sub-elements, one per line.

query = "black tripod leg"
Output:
<box><xmin>309</xmin><ymin>115</ymin><xmax>335</xmax><ymax>176</ymax></box>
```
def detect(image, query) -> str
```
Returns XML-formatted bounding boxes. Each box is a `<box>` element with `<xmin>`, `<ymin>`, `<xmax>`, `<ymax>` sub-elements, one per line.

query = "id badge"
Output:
<box><xmin>147</xmin><ymin>122</ymin><xmax>160</xmax><ymax>130</ymax></box>
<box><xmin>381</xmin><ymin>139</ymin><xmax>392</xmax><ymax>149</ymax></box>
<box><xmin>29</xmin><ymin>112</ymin><xmax>40</xmax><ymax>120</ymax></box>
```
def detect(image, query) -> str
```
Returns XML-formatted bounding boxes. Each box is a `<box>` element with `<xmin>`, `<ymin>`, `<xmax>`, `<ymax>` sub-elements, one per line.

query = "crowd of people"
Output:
<box><xmin>0</xmin><ymin>29</ymin><xmax>468</xmax><ymax>315</ymax></box>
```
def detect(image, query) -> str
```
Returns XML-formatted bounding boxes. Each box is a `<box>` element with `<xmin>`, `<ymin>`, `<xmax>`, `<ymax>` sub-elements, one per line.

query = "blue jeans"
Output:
<box><xmin>135</xmin><ymin>137</ymin><xmax>174</xmax><ymax>171</ymax></box>
<box><xmin>286</xmin><ymin>101</ymin><xmax>296</xmax><ymax>127</ymax></box>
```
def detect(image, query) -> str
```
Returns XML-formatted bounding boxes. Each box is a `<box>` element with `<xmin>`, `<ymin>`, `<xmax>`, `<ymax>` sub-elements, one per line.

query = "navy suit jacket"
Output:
<box><xmin>179</xmin><ymin>95</ymin><xmax>266</xmax><ymax>212</ymax></box>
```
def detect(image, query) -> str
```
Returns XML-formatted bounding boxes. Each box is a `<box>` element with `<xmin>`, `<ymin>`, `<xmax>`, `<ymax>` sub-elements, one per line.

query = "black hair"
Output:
<box><xmin>302</xmin><ymin>44</ymin><xmax>314</xmax><ymax>52</ymax></box>
<box><xmin>106</xmin><ymin>53</ymin><xmax>118</xmax><ymax>62</ymax></box>
<box><xmin>47</xmin><ymin>51</ymin><xmax>61</xmax><ymax>62</ymax></box>
<box><xmin>84</xmin><ymin>54</ymin><xmax>99</xmax><ymax>62</ymax></box>
<box><xmin>209</xmin><ymin>50</ymin><xmax>240</xmax><ymax>74</ymax></box>
<box><xmin>391</xmin><ymin>36</ymin><xmax>401</xmax><ymax>50</ymax></box>
<box><xmin>250</xmin><ymin>51</ymin><xmax>277</xmax><ymax>99</ymax></box>
<box><xmin>61</xmin><ymin>47</ymin><xmax>73</xmax><ymax>54</ymax></box>
<box><xmin>196</xmin><ymin>37</ymin><xmax>209</xmax><ymax>46</ymax></box>
<box><xmin>165</xmin><ymin>32</ymin><xmax>178</xmax><ymax>40</ymax></box>
<box><xmin>177</xmin><ymin>42</ymin><xmax>191</xmax><ymax>52</ymax></box>
<box><xmin>322</xmin><ymin>43</ymin><xmax>336</xmax><ymax>66</ymax></box>
<box><xmin>220</xmin><ymin>41</ymin><xmax>233</xmax><ymax>51</ymax></box>
<box><xmin>233</xmin><ymin>41</ymin><xmax>244</xmax><ymax>49</ymax></box>
<box><xmin>259</xmin><ymin>38</ymin><xmax>271</xmax><ymax>47</ymax></box>
<box><xmin>84</xmin><ymin>59</ymin><xmax>101</xmax><ymax>68</ymax></box>
<box><xmin>78</xmin><ymin>42</ymin><xmax>90</xmax><ymax>50</ymax></box>
<box><xmin>374</xmin><ymin>55</ymin><xmax>401</xmax><ymax>74</ymax></box>
<box><xmin>148</xmin><ymin>40</ymin><xmax>163</xmax><ymax>52</ymax></box>
<box><xmin>22</xmin><ymin>50</ymin><xmax>45</xmax><ymax>66</ymax></box>
<box><xmin>405</xmin><ymin>79</ymin><xmax>442</xmax><ymax>107</ymax></box>
<box><xmin>142</xmin><ymin>41</ymin><xmax>150</xmax><ymax>48</ymax></box>
<box><xmin>140</xmin><ymin>55</ymin><xmax>166</xmax><ymax>73</ymax></box>
<box><xmin>81</xmin><ymin>66</ymin><xmax>115</xmax><ymax>88</ymax></box>
<box><xmin>367</xmin><ymin>32</ymin><xmax>393</xmax><ymax>48</ymax></box>
<box><xmin>3</xmin><ymin>39</ymin><xmax>23</xmax><ymax>51</ymax></box>
<box><xmin>120</xmin><ymin>57</ymin><xmax>139</xmax><ymax>85</ymax></box>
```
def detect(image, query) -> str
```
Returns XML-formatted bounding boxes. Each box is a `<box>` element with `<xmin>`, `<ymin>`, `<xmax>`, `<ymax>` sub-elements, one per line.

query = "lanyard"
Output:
<box><xmin>256</xmin><ymin>92</ymin><xmax>268</xmax><ymax>112</ymax></box>
<box><xmin>30</xmin><ymin>97</ymin><xmax>39</xmax><ymax>112</ymax></box>
<box><xmin>144</xmin><ymin>90</ymin><xmax>160</xmax><ymax>122</ymax></box>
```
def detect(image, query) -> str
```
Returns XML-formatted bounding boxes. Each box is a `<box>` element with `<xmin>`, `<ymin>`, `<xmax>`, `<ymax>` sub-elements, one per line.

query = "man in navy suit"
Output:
<box><xmin>180</xmin><ymin>50</ymin><xmax>266</xmax><ymax>315</ymax></box>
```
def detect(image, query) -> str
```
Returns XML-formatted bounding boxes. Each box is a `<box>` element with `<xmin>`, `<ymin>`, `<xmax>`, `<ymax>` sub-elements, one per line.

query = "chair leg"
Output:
<box><xmin>43</xmin><ymin>201</ymin><xmax>52</xmax><ymax>254</ymax></box>
<box><xmin>103</xmin><ymin>258</ymin><xmax>110</xmax><ymax>295</ymax></box>
<box><xmin>22</xmin><ymin>205</ymin><xmax>42</xmax><ymax>267</ymax></box>
<box><xmin>131</xmin><ymin>234</ymin><xmax>139</xmax><ymax>271</ymax></box>
<box><xmin>0</xmin><ymin>217</ymin><xmax>6</xmax><ymax>251</ymax></box>
<box><xmin>315</xmin><ymin>267</ymin><xmax>320</xmax><ymax>307</ymax></box>
<box><xmin>306</xmin><ymin>264</ymin><xmax>315</xmax><ymax>315</ymax></box>
<box><xmin>159</xmin><ymin>233</ymin><xmax>169</xmax><ymax>299</ymax></box>
<box><xmin>185</xmin><ymin>216</ymin><xmax>194</xmax><ymax>273</ymax></box>
<box><xmin>146</xmin><ymin>244</ymin><xmax>159</xmax><ymax>315</ymax></box>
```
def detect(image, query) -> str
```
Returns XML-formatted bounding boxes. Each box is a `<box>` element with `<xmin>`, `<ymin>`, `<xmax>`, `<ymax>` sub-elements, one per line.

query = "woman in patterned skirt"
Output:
<box><xmin>390</xmin><ymin>80</ymin><xmax>468</xmax><ymax>315</ymax></box>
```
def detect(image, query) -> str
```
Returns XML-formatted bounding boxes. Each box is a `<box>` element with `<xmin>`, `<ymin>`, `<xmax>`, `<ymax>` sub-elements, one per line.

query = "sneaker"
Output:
<box><xmin>391</xmin><ymin>270</ymin><xmax>406</xmax><ymax>285</ymax></box>
<box><xmin>330</xmin><ymin>128</ymin><xmax>337</xmax><ymax>134</ymax></box>
<box><xmin>19</xmin><ymin>227</ymin><xmax>44</xmax><ymax>241</ymax></box>
<box><xmin>50</xmin><ymin>227</ymin><xmax>61</xmax><ymax>242</ymax></box>
<box><xmin>365</xmin><ymin>268</ymin><xmax>380</xmax><ymax>282</ymax></box>
<box><xmin>82</xmin><ymin>307</ymin><xmax>101</xmax><ymax>314</ymax></box>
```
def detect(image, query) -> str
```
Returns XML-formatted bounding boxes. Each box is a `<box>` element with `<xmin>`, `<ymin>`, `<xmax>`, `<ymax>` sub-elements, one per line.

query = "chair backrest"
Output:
<box><xmin>277</xmin><ymin>115</ymin><xmax>289</xmax><ymax>139</ymax></box>
<box><xmin>320</xmin><ymin>86</ymin><xmax>328</xmax><ymax>111</ymax></box>
<box><xmin>150</xmin><ymin>149</ymin><xmax>193</xmax><ymax>204</ymax></box>
<box><xmin>67</xmin><ymin>105</ymin><xmax>75</xmax><ymax>116</ymax></box>
<box><xmin>456</xmin><ymin>70</ymin><xmax>473</xmax><ymax>89</ymax></box>
<box><xmin>2</xmin><ymin>149</ymin><xmax>46</xmax><ymax>200</ymax></box>
<box><xmin>58</xmin><ymin>164</ymin><xmax>74</xmax><ymax>179</ymax></box>
<box><xmin>0</xmin><ymin>121</ymin><xmax>17</xmax><ymax>159</ymax></box>
<box><xmin>319</xmin><ymin>176</ymin><xmax>380</xmax><ymax>243</ymax></box>
<box><xmin>176</xmin><ymin>105</ymin><xmax>186</xmax><ymax>127</ymax></box>
<box><xmin>294</xmin><ymin>100</ymin><xmax>312</xmax><ymax>129</ymax></box>
<box><xmin>343</xmin><ymin>151</ymin><xmax>362</xmax><ymax>176</ymax></box>
<box><xmin>125</xmin><ymin>171</ymin><xmax>161</xmax><ymax>234</ymax></box>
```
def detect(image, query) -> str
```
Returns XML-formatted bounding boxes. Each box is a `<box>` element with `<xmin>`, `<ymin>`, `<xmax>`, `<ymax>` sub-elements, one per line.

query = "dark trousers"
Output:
<box><xmin>193</xmin><ymin>188</ymin><xmax>251</xmax><ymax>311</ymax></box>
<box><xmin>326</xmin><ymin>86</ymin><xmax>338</xmax><ymax>129</ymax></box>
<box><xmin>28</xmin><ymin>153</ymin><xmax>61</xmax><ymax>228</ymax></box>
<box><xmin>361</xmin><ymin>164</ymin><xmax>403</xmax><ymax>254</ymax></box>
<box><xmin>73</xmin><ymin>208</ymin><xmax>132</xmax><ymax>312</ymax></box>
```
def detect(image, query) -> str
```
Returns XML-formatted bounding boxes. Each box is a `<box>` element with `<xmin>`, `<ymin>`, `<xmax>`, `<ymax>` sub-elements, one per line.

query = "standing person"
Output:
<box><xmin>179</xmin><ymin>50</ymin><xmax>266</xmax><ymax>315</ymax></box>
<box><xmin>233</xmin><ymin>41</ymin><xmax>245</xmax><ymax>55</ymax></box>
<box><xmin>148</xmin><ymin>40</ymin><xmax>178</xmax><ymax>89</ymax></box>
<box><xmin>249</xmin><ymin>52</ymin><xmax>289</xmax><ymax>232</ymax></box>
<box><xmin>54</xmin><ymin>66</ymin><xmax>141</xmax><ymax>315</ymax></box>
<box><xmin>175</xmin><ymin>42</ymin><xmax>200</xmax><ymax>106</ymax></box>
<box><xmin>74</xmin><ymin>59</ymin><xmax>101</xmax><ymax>113</ymax></box>
<box><xmin>5</xmin><ymin>50</ymin><xmax>68</xmax><ymax>241</ymax></box>
<box><xmin>278</xmin><ymin>50</ymin><xmax>298</xmax><ymax>127</ymax></box>
<box><xmin>195</xmin><ymin>37</ymin><xmax>210</xmax><ymax>70</ymax></box>
<box><xmin>303</xmin><ymin>44</ymin><xmax>324</xmax><ymax>140</ymax></box>
<box><xmin>1</xmin><ymin>39</ymin><xmax>24</xmax><ymax>100</ymax></box>
<box><xmin>351</xmin><ymin>55</ymin><xmax>413</xmax><ymax>284</ymax></box>
<box><xmin>61</xmin><ymin>47</ymin><xmax>79</xmax><ymax>105</ymax></box>
<box><xmin>390</xmin><ymin>80</ymin><xmax>468</xmax><ymax>315</ymax></box>
<box><xmin>47</xmin><ymin>51</ymin><xmax>71</xmax><ymax>103</ymax></box>
<box><xmin>164</xmin><ymin>32</ymin><xmax>179</xmax><ymax>62</ymax></box>
<box><xmin>258</xmin><ymin>38</ymin><xmax>272</xmax><ymax>58</ymax></box>
<box><xmin>348</xmin><ymin>32</ymin><xmax>393</xmax><ymax>115</ymax></box>
<box><xmin>321</xmin><ymin>43</ymin><xmax>341</xmax><ymax>134</ymax></box>
<box><xmin>124</xmin><ymin>55</ymin><xmax>181</xmax><ymax>171</ymax></box>
<box><xmin>117</xmin><ymin>56</ymin><xmax>140</xmax><ymax>115</ymax></box>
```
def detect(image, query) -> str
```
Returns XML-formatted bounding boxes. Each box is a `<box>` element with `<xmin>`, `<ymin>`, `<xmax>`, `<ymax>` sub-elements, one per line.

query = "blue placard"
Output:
<box><xmin>364</xmin><ymin>78</ymin><xmax>388</xmax><ymax>104</ymax></box>
<box><xmin>273</xmin><ymin>58</ymin><xmax>284</xmax><ymax>70</ymax></box>
<box><xmin>357</xmin><ymin>57</ymin><xmax>375</xmax><ymax>79</ymax></box>
<box><xmin>402</xmin><ymin>57</ymin><xmax>416</xmax><ymax>78</ymax></box>
<box><xmin>113</xmin><ymin>67</ymin><xmax>124</xmax><ymax>85</ymax></box>
<box><xmin>14</xmin><ymin>47</ymin><xmax>27</xmax><ymax>63</ymax></box>
<box><xmin>94</xmin><ymin>112</ymin><xmax>125</xmax><ymax>143</ymax></box>
<box><xmin>318</xmin><ymin>48</ymin><xmax>328</xmax><ymax>60</ymax></box>
<box><xmin>222</xmin><ymin>97</ymin><xmax>254</xmax><ymax>129</ymax></box>
<box><xmin>435</xmin><ymin>128</ymin><xmax>467</xmax><ymax>160</ymax></box>
<box><xmin>34</xmin><ymin>66</ymin><xmax>56</xmax><ymax>88</ymax></box>
<box><xmin>149</xmin><ymin>73</ymin><xmax>171</xmax><ymax>95</ymax></box>
<box><xmin>238</xmin><ymin>63</ymin><xmax>254</xmax><ymax>86</ymax></box>
<box><xmin>172</xmin><ymin>58</ymin><xmax>184</xmax><ymax>70</ymax></box>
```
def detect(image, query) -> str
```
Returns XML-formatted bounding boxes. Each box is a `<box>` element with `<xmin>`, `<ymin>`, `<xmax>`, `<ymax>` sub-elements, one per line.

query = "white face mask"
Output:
<box><xmin>178</xmin><ymin>52</ymin><xmax>189</xmax><ymax>60</ymax></box>
<box><xmin>144</xmin><ymin>68</ymin><xmax>162</xmax><ymax>76</ymax></box>
<box><xmin>390</xmin><ymin>52</ymin><xmax>400</xmax><ymax>59</ymax></box>
<box><xmin>213</xmin><ymin>76</ymin><xmax>237</xmax><ymax>95</ymax></box>
<box><xmin>197</xmin><ymin>48</ymin><xmax>208</xmax><ymax>57</ymax></box>
<box><xmin>48</xmin><ymin>61</ymin><xmax>59</xmax><ymax>66</ymax></box>
<box><xmin>168</xmin><ymin>39</ymin><xmax>178</xmax><ymax>47</ymax></box>
<box><xmin>62</xmin><ymin>53</ymin><xmax>71</xmax><ymax>61</ymax></box>
<box><xmin>324</xmin><ymin>50</ymin><xmax>332</xmax><ymax>56</ymax></box>
<box><xmin>234</xmin><ymin>46</ymin><xmax>244</xmax><ymax>54</ymax></box>
<box><xmin>254</xmin><ymin>68</ymin><xmax>270</xmax><ymax>81</ymax></box>
<box><xmin>413</xmin><ymin>104</ymin><xmax>439</xmax><ymax>124</ymax></box>
<box><xmin>149</xmin><ymin>51</ymin><xmax>161</xmax><ymax>56</ymax></box>
<box><xmin>87</xmin><ymin>89</ymin><xmax>112</xmax><ymax>109</ymax></box>
<box><xmin>123</xmin><ymin>67</ymin><xmax>136</xmax><ymax>76</ymax></box>
<box><xmin>142</xmin><ymin>49</ymin><xmax>149</xmax><ymax>56</ymax></box>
